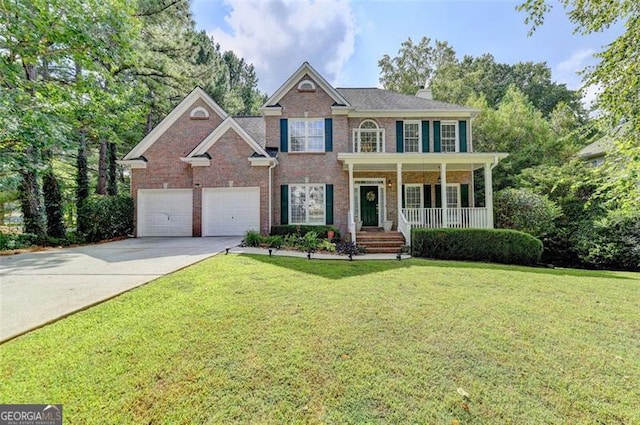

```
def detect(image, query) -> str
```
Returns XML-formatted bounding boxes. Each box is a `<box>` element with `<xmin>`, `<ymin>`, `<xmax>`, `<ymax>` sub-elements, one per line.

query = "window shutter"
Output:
<box><xmin>459</xmin><ymin>120</ymin><xmax>467</xmax><ymax>152</ymax></box>
<box><xmin>435</xmin><ymin>184</ymin><xmax>442</xmax><ymax>208</ymax></box>
<box><xmin>325</xmin><ymin>118</ymin><xmax>333</xmax><ymax>152</ymax></box>
<box><xmin>325</xmin><ymin>184</ymin><xmax>334</xmax><ymax>224</ymax></box>
<box><xmin>423</xmin><ymin>184</ymin><xmax>432</xmax><ymax>208</ymax></box>
<box><xmin>421</xmin><ymin>121</ymin><xmax>430</xmax><ymax>152</ymax></box>
<box><xmin>433</xmin><ymin>121</ymin><xmax>441</xmax><ymax>152</ymax></box>
<box><xmin>401</xmin><ymin>184</ymin><xmax>406</xmax><ymax>208</ymax></box>
<box><xmin>280</xmin><ymin>119</ymin><xmax>288</xmax><ymax>153</ymax></box>
<box><xmin>396</xmin><ymin>121</ymin><xmax>404</xmax><ymax>153</ymax></box>
<box><xmin>280</xmin><ymin>184</ymin><xmax>288</xmax><ymax>224</ymax></box>
<box><xmin>461</xmin><ymin>184</ymin><xmax>470</xmax><ymax>207</ymax></box>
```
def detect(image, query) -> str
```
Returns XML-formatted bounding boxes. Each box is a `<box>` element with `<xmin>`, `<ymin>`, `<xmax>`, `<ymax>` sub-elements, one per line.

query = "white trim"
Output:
<box><xmin>185</xmin><ymin>117</ymin><xmax>270</xmax><ymax>160</ymax></box>
<box><xmin>180</xmin><ymin>157</ymin><xmax>210</xmax><ymax>167</ymax></box>
<box><xmin>288</xmin><ymin>118</ymin><xmax>325</xmax><ymax>152</ymax></box>
<box><xmin>259</xmin><ymin>106</ymin><xmax>283</xmax><ymax>116</ymax></box>
<box><xmin>262</xmin><ymin>62</ymin><xmax>350</xmax><ymax>108</ymax></box>
<box><xmin>404</xmin><ymin>184</ymin><xmax>423</xmax><ymax>209</ymax></box>
<box><xmin>353</xmin><ymin>178</ymin><xmax>386</xmax><ymax>227</ymax></box>
<box><xmin>338</xmin><ymin>152</ymin><xmax>508</xmax><ymax>166</ymax></box>
<box><xmin>190</xmin><ymin>106</ymin><xmax>210</xmax><ymax>119</ymax></box>
<box><xmin>353</xmin><ymin>120</ymin><xmax>385</xmax><ymax>153</ymax></box>
<box><xmin>288</xmin><ymin>183</ymin><xmax>327</xmax><ymax>225</ymax></box>
<box><xmin>348</xmin><ymin>110</ymin><xmax>478</xmax><ymax>118</ymax></box>
<box><xmin>249</xmin><ymin>157</ymin><xmax>277</xmax><ymax>167</ymax></box>
<box><xmin>297</xmin><ymin>79</ymin><xmax>316</xmax><ymax>91</ymax></box>
<box><xmin>123</xmin><ymin>87</ymin><xmax>228</xmax><ymax>160</ymax></box>
<box><xmin>403</xmin><ymin>120</ymin><xmax>421</xmax><ymax>153</ymax></box>
<box><xmin>116</xmin><ymin>159</ymin><xmax>147</xmax><ymax>169</ymax></box>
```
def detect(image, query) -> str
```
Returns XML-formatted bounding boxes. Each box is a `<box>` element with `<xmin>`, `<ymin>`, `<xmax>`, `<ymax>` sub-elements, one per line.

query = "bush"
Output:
<box><xmin>0</xmin><ymin>232</ymin><xmax>39</xmax><ymax>250</ymax></box>
<box><xmin>266</xmin><ymin>235</ymin><xmax>283</xmax><ymax>249</ymax></box>
<box><xmin>494</xmin><ymin>188</ymin><xmax>561</xmax><ymax>237</ymax></box>
<box><xmin>572</xmin><ymin>211</ymin><xmax>640</xmax><ymax>271</ymax></box>
<box><xmin>270</xmin><ymin>225</ymin><xmax>339</xmax><ymax>239</ymax></box>
<box><xmin>78</xmin><ymin>195</ymin><xmax>134</xmax><ymax>242</ymax></box>
<box><xmin>412</xmin><ymin>228</ymin><xmax>543</xmax><ymax>266</ymax></box>
<box><xmin>244</xmin><ymin>230</ymin><xmax>264</xmax><ymax>247</ymax></box>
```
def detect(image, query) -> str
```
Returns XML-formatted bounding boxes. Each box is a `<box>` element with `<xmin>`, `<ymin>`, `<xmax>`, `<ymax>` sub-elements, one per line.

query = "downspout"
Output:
<box><xmin>268</xmin><ymin>161</ymin><xmax>276</xmax><ymax>233</ymax></box>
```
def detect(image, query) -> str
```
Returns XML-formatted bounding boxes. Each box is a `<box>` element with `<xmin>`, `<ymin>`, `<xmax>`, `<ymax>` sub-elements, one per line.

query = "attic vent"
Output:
<box><xmin>190</xmin><ymin>106</ymin><xmax>210</xmax><ymax>120</ymax></box>
<box><xmin>297</xmin><ymin>79</ymin><xmax>316</xmax><ymax>92</ymax></box>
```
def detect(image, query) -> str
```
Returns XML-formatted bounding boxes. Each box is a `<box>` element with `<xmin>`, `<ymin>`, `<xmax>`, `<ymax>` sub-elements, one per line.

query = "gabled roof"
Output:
<box><xmin>336</xmin><ymin>88</ymin><xmax>478</xmax><ymax>113</ymax></box>
<box><xmin>183</xmin><ymin>117</ymin><xmax>270</xmax><ymax>161</ymax></box>
<box><xmin>577</xmin><ymin>137</ymin><xmax>613</xmax><ymax>159</ymax></box>
<box><xmin>122</xmin><ymin>87</ymin><xmax>228</xmax><ymax>160</ymax></box>
<box><xmin>234</xmin><ymin>116</ymin><xmax>265</xmax><ymax>147</ymax></box>
<box><xmin>262</xmin><ymin>62</ymin><xmax>349</xmax><ymax>108</ymax></box>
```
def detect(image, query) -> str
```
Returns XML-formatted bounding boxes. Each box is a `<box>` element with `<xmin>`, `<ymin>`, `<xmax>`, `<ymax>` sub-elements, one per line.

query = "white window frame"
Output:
<box><xmin>289</xmin><ymin>184</ymin><xmax>326</xmax><ymax>225</ymax></box>
<box><xmin>289</xmin><ymin>118</ymin><xmax>325</xmax><ymax>152</ymax></box>
<box><xmin>353</xmin><ymin>119</ymin><xmax>385</xmax><ymax>153</ymax></box>
<box><xmin>446</xmin><ymin>183</ymin><xmax>461</xmax><ymax>224</ymax></box>
<box><xmin>403</xmin><ymin>120</ymin><xmax>421</xmax><ymax>153</ymax></box>
<box><xmin>297</xmin><ymin>79</ymin><xmax>316</xmax><ymax>92</ymax></box>
<box><xmin>441</xmin><ymin>121</ymin><xmax>459</xmax><ymax>153</ymax></box>
<box><xmin>404</xmin><ymin>184</ymin><xmax>423</xmax><ymax>209</ymax></box>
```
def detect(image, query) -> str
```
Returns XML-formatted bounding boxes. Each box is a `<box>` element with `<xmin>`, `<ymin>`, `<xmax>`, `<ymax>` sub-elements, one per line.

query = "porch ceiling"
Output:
<box><xmin>337</xmin><ymin>152</ymin><xmax>508</xmax><ymax>172</ymax></box>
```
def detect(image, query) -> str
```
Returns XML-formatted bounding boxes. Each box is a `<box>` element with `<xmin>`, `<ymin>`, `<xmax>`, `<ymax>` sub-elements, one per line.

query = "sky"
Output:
<box><xmin>190</xmin><ymin>0</ymin><xmax>623</xmax><ymax>104</ymax></box>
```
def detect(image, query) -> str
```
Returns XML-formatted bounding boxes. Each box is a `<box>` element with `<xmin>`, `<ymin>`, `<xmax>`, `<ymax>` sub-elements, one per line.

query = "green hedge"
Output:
<box><xmin>270</xmin><ymin>225</ymin><xmax>339</xmax><ymax>239</ymax></box>
<box><xmin>412</xmin><ymin>228</ymin><xmax>543</xmax><ymax>266</ymax></box>
<box><xmin>78</xmin><ymin>195</ymin><xmax>133</xmax><ymax>242</ymax></box>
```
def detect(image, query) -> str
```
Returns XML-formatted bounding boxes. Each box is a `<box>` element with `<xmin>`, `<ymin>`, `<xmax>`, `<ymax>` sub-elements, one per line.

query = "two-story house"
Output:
<box><xmin>119</xmin><ymin>62</ymin><xmax>507</xmax><ymax>249</ymax></box>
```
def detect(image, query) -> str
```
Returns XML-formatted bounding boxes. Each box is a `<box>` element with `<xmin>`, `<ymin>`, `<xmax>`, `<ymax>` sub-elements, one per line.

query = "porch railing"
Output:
<box><xmin>402</xmin><ymin>207</ymin><xmax>490</xmax><ymax>229</ymax></box>
<box><xmin>398</xmin><ymin>211</ymin><xmax>411</xmax><ymax>246</ymax></box>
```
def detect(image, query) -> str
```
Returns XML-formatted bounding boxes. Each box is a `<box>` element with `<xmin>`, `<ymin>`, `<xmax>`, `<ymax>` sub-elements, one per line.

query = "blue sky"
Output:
<box><xmin>191</xmin><ymin>0</ymin><xmax>622</xmax><ymax>103</ymax></box>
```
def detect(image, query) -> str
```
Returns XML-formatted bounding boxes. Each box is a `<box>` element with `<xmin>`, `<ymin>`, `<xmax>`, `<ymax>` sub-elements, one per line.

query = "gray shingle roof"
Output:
<box><xmin>577</xmin><ymin>137</ymin><xmax>613</xmax><ymax>159</ymax></box>
<box><xmin>233</xmin><ymin>116</ymin><xmax>265</xmax><ymax>147</ymax></box>
<box><xmin>335</xmin><ymin>88</ymin><xmax>477</xmax><ymax>112</ymax></box>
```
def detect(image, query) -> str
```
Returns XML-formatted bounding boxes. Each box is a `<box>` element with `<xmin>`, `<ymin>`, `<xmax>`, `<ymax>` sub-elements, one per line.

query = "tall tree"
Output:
<box><xmin>518</xmin><ymin>0</ymin><xmax>640</xmax><ymax>211</ymax></box>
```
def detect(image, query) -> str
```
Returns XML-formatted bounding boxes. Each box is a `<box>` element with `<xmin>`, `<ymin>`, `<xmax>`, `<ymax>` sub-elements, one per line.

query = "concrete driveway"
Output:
<box><xmin>0</xmin><ymin>237</ymin><xmax>241</xmax><ymax>343</ymax></box>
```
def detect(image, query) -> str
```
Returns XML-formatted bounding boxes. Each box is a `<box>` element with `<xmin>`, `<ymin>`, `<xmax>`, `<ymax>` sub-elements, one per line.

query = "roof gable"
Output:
<box><xmin>184</xmin><ymin>117</ymin><xmax>269</xmax><ymax>160</ymax></box>
<box><xmin>123</xmin><ymin>87</ymin><xmax>228</xmax><ymax>160</ymax></box>
<box><xmin>262</xmin><ymin>62</ymin><xmax>349</xmax><ymax>108</ymax></box>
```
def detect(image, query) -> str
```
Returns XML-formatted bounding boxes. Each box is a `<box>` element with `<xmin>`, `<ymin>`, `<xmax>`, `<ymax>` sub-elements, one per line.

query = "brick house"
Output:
<box><xmin>119</xmin><ymin>62</ymin><xmax>507</xmax><ymax>247</ymax></box>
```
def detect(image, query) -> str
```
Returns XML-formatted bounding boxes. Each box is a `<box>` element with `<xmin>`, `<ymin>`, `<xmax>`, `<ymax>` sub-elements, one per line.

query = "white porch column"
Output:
<box><xmin>348</xmin><ymin>163</ymin><xmax>355</xmax><ymax>242</ymax></box>
<box><xmin>440</xmin><ymin>163</ymin><xmax>448</xmax><ymax>228</ymax></box>
<box><xmin>396</xmin><ymin>162</ymin><xmax>403</xmax><ymax>222</ymax></box>
<box><xmin>484</xmin><ymin>162</ymin><xmax>494</xmax><ymax>228</ymax></box>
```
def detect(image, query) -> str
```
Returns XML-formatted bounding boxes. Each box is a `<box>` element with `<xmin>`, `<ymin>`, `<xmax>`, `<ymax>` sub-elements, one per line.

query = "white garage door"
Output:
<box><xmin>138</xmin><ymin>189</ymin><xmax>193</xmax><ymax>237</ymax></box>
<box><xmin>202</xmin><ymin>187</ymin><xmax>260</xmax><ymax>236</ymax></box>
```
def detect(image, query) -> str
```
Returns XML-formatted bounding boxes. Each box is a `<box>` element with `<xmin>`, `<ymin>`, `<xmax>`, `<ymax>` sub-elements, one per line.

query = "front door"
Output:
<box><xmin>360</xmin><ymin>186</ymin><xmax>379</xmax><ymax>226</ymax></box>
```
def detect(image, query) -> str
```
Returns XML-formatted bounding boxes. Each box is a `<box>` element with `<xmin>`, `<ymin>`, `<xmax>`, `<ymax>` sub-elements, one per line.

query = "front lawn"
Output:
<box><xmin>1</xmin><ymin>255</ymin><xmax>638</xmax><ymax>424</ymax></box>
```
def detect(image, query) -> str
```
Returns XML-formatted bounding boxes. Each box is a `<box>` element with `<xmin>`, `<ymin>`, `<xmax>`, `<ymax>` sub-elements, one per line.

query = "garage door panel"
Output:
<box><xmin>138</xmin><ymin>189</ymin><xmax>193</xmax><ymax>237</ymax></box>
<box><xmin>203</xmin><ymin>187</ymin><xmax>260</xmax><ymax>236</ymax></box>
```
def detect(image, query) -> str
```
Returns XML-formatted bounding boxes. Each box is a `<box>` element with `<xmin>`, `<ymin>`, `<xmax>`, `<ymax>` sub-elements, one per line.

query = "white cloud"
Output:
<box><xmin>554</xmin><ymin>48</ymin><xmax>598</xmax><ymax>109</ymax></box>
<box><xmin>209</xmin><ymin>0</ymin><xmax>357</xmax><ymax>94</ymax></box>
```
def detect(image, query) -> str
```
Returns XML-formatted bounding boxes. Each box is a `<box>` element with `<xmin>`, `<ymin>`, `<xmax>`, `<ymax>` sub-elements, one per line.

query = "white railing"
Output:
<box><xmin>352</xmin><ymin>129</ymin><xmax>385</xmax><ymax>153</ymax></box>
<box><xmin>402</xmin><ymin>207</ymin><xmax>490</xmax><ymax>229</ymax></box>
<box><xmin>398</xmin><ymin>211</ymin><xmax>412</xmax><ymax>246</ymax></box>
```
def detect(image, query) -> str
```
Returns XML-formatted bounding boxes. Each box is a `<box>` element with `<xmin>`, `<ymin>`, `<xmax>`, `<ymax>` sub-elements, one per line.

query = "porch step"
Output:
<box><xmin>356</xmin><ymin>231</ymin><xmax>405</xmax><ymax>254</ymax></box>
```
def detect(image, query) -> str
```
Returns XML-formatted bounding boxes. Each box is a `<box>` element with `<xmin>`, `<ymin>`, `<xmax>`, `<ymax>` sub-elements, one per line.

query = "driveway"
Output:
<box><xmin>0</xmin><ymin>237</ymin><xmax>241</xmax><ymax>343</ymax></box>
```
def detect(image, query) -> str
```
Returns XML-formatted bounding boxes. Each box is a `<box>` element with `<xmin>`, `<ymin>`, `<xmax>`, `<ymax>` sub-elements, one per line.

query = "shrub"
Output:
<box><xmin>0</xmin><ymin>232</ymin><xmax>39</xmax><ymax>251</ymax></box>
<box><xmin>77</xmin><ymin>195</ymin><xmax>134</xmax><ymax>242</ymax></box>
<box><xmin>335</xmin><ymin>241</ymin><xmax>365</xmax><ymax>256</ymax></box>
<box><xmin>494</xmin><ymin>188</ymin><xmax>561</xmax><ymax>238</ymax></box>
<box><xmin>298</xmin><ymin>231</ymin><xmax>319</xmax><ymax>253</ymax></box>
<box><xmin>270</xmin><ymin>225</ymin><xmax>340</xmax><ymax>239</ymax></box>
<box><xmin>318</xmin><ymin>239</ymin><xmax>336</xmax><ymax>252</ymax></box>
<box><xmin>266</xmin><ymin>235</ymin><xmax>283</xmax><ymax>249</ymax></box>
<box><xmin>244</xmin><ymin>230</ymin><xmax>264</xmax><ymax>247</ymax></box>
<box><xmin>412</xmin><ymin>228</ymin><xmax>543</xmax><ymax>266</ymax></box>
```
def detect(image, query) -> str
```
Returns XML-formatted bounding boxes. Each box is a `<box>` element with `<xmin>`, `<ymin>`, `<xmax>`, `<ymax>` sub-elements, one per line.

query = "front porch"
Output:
<box><xmin>337</xmin><ymin>152</ymin><xmax>508</xmax><ymax>245</ymax></box>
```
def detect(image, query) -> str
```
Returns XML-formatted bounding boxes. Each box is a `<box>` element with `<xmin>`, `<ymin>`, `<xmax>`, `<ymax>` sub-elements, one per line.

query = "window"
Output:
<box><xmin>441</xmin><ymin>122</ymin><xmax>458</xmax><ymax>152</ymax></box>
<box><xmin>190</xmin><ymin>106</ymin><xmax>209</xmax><ymax>120</ymax></box>
<box><xmin>290</xmin><ymin>184</ymin><xmax>325</xmax><ymax>224</ymax></box>
<box><xmin>354</xmin><ymin>120</ymin><xmax>384</xmax><ymax>152</ymax></box>
<box><xmin>297</xmin><ymin>79</ymin><xmax>316</xmax><ymax>91</ymax></box>
<box><xmin>404</xmin><ymin>185</ymin><xmax>422</xmax><ymax>209</ymax></box>
<box><xmin>290</xmin><ymin>119</ymin><xmax>324</xmax><ymax>152</ymax></box>
<box><xmin>446</xmin><ymin>184</ymin><xmax>461</xmax><ymax>224</ymax></box>
<box><xmin>403</xmin><ymin>121</ymin><xmax>420</xmax><ymax>152</ymax></box>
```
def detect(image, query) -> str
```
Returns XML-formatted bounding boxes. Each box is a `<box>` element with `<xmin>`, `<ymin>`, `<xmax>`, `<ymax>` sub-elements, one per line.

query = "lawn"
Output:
<box><xmin>1</xmin><ymin>255</ymin><xmax>638</xmax><ymax>424</ymax></box>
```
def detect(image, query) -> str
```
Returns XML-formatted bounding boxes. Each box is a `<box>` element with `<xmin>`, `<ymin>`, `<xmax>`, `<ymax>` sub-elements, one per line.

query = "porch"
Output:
<box><xmin>337</xmin><ymin>152</ymin><xmax>509</xmax><ymax>245</ymax></box>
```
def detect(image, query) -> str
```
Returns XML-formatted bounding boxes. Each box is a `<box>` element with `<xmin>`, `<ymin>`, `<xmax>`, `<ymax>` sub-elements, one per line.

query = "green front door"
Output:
<box><xmin>360</xmin><ymin>186</ymin><xmax>379</xmax><ymax>226</ymax></box>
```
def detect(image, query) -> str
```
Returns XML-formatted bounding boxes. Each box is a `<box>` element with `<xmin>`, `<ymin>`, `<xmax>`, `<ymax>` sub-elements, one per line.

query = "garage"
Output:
<box><xmin>137</xmin><ymin>189</ymin><xmax>193</xmax><ymax>237</ymax></box>
<box><xmin>202</xmin><ymin>187</ymin><xmax>260</xmax><ymax>236</ymax></box>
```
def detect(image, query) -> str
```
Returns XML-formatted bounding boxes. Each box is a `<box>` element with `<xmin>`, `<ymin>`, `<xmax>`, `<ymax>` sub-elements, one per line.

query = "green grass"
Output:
<box><xmin>1</xmin><ymin>255</ymin><xmax>639</xmax><ymax>424</ymax></box>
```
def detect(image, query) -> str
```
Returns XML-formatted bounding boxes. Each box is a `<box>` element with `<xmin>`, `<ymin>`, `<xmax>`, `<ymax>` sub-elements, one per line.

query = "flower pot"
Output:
<box><xmin>383</xmin><ymin>220</ymin><xmax>393</xmax><ymax>231</ymax></box>
<box><xmin>327</xmin><ymin>230</ymin><xmax>335</xmax><ymax>239</ymax></box>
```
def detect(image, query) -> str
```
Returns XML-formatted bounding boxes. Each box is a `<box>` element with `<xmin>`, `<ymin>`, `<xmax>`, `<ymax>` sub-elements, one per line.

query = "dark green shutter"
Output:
<box><xmin>396</xmin><ymin>121</ymin><xmax>404</xmax><ymax>153</ymax></box>
<box><xmin>280</xmin><ymin>184</ymin><xmax>288</xmax><ymax>224</ymax></box>
<box><xmin>433</xmin><ymin>121</ymin><xmax>441</xmax><ymax>152</ymax></box>
<box><xmin>325</xmin><ymin>184</ymin><xmax>333</xmax><ymax>224</ymax></box>
<box><xmin>280</xmin><ymin>119</ymin><xmax>288</xmax><ymax>153</ymax></box>
<box><xmin>423</xmin><ymin>184</ymin><xmax>432</xmax><ymax>208</ymax></box>
<box><xmin>325</xmin><ymin>118</ymin><xmax>333</xmax><ymax>152</ymax></box>
<box><xmin>459</xmin><ymin>120</ymin><xmax>467</xmax><ymax>152</ymax></box>
<box><xmin>401</xmin><ymin>184</ymin><xmax>406</xmax><ymax>208</ymax></box>
<box><xmin>435</xmin><ymin>184</ymin><xmax>442</xmax><ymax>208</ymax></box>
<box><xmin>421</xmin><ymin>121</ymin><xmax>430</xmax><ymax>152</ymax></box>
<box><xmin>461</xmin><ymin>184</ymin><xmax>470</xmax><ymax>207</ymax></box>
